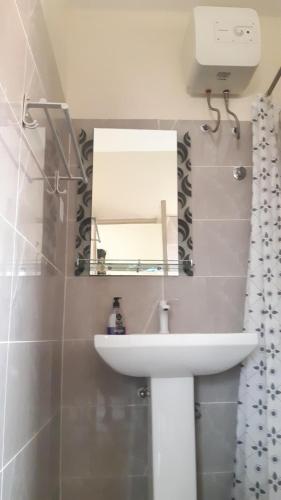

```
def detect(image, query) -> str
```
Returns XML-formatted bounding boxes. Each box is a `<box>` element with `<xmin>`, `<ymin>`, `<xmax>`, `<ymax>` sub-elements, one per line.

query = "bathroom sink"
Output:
<box><xmin>94</xmin><ymin>333</ymin><xmax>258</xmax><ymax>378</ymax></box>
<box><xmin>94</xmin><ymin>332</ymin><xmax>258</xmax><ymax>500</ymax></box>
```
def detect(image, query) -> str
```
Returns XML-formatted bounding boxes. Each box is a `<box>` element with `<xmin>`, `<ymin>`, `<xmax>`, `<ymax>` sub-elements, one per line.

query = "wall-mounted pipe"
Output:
<box><xmin>223</xmin><ymin>90</ymin><xmax>241</xmax><ymax>140</ymax></box>
<box><xmin>200</xmin><ymin>90</ymin><xmax>221</xmax><ymax>134</ymax></box>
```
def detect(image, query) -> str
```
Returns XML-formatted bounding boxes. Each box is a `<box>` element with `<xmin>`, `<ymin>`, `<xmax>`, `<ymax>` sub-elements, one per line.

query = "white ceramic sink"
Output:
<box><xmin>94</xmin><ymin>333</ymin><xmax>258</xmax><ymax>378</ymax></box>
<box><xmin>94</xmin><ymin>333</ymin><xmax>258</xmax><ymax>500</ymax></box>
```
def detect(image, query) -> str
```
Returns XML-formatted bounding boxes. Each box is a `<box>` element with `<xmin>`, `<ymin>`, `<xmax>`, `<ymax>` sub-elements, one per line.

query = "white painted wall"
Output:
<box><xmin>42</xmin><ymin>2</ymin><xmax>281</xmax><ymax>120</ymax></box>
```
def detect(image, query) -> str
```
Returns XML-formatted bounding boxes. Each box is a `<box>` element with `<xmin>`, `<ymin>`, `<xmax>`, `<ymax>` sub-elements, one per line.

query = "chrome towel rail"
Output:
<box><xmin>22</xmin><ymin>96</ymin><xmax>88</xmax><ymax>192</ymax></box>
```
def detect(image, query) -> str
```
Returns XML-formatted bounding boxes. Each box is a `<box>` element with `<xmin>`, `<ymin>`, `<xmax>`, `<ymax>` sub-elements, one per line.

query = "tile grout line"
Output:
<box><xmin>0</xmin><ymin>142</ymin><xmax>21</xmax><ymax>500</ymax></box>
<box><xmin>0</xmin><ymin>340</ymin><xmax>61</xmax><ymax>345</ymax></box>
<box><xmin>65</xmin><ymin>275</ymin><xmax>247</xmax><ymax>281</ymax></box>
<box><xmin>0</xmin><ymin>412</ymin><xmax>58</xmax><ymax>476</ymax></box>
<box><xmin>193</xmin><ymin>218</ymin><xmax>250</xmax><ymax>222</ymax></box>
<box><xmin>199</xmin><ymin>471</ymin><xmax>235</xmax><ymax>476</ymax></box>
<box><xmin>196</xmin><ymin>401</ymin><xmax>238</xmax><ymax>406</ymax></box>
<box><xmin>61</xmin><ymin>404</ymin><xmax>149</xmax><ymax>410</ymax></box>
<box><xmin>59</xmin><ymin>185</ymin><xmax>71</xmax><ymax>500</ymax></box>
<box><xmin>0</xmin><ymin>212</ymin><xmax>64</xmax><ymax>278</ymax></box>
<box><xmin>58</xmin><ymin>267</ymin><xmax>67</xmax><ymax>500</ymax></box>
<box><xmin>13</xmin><ymin>0</ymin><xmax>49</xmax><ymax>106</ymax></box>
<box><xmin>60</xmin><ymin>401</ymin><xmax>237</xmax><ymax>410</ymax></box>
<box><xmin>61</xmin><ymin>473</ymin><xmax>148</xmax><ymax>480</ymax></box>
<box><xmin>191</xmin><ymin>165</ymin><xmax>252</xmax><ymax>168</ymax></box>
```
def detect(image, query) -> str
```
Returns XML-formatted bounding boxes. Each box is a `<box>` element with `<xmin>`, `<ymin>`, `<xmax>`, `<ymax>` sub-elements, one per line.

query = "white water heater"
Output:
<box><xmin>186</xmin><ymin>6</ymin><xmax>261</xmax><ymax>95</ymax></box>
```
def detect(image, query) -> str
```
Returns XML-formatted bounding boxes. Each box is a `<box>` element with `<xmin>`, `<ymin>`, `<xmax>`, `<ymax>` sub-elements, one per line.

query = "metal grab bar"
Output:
<box><xmin>201</xmin><ymin>89</ymin><xmax>221</xmax><ymax>134</ymax></box>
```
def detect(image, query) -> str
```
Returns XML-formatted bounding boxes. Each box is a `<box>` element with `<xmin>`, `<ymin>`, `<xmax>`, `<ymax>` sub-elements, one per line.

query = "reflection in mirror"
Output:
<box><xmin>91</xmin><ymin>128</ymin><xmax>178</xmax><ymax>276</ymax></box>
<box><xmin>74</xmin><ymin>121</ymin><xmax>193</xmax><ymax>277</ymax></box>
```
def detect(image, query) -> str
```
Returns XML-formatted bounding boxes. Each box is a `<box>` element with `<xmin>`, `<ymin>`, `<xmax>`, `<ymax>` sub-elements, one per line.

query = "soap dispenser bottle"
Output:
<box><xmin>107</xmin><ymin>297</ymin><xmax>126</xmax><ymax>335</ymax></box>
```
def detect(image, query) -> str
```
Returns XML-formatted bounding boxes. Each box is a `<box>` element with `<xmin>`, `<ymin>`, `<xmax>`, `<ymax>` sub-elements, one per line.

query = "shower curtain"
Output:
<box><xmin>232</xmin><ymin>96</ymin><xmax>281</xmax><ymax>500</ymax></box>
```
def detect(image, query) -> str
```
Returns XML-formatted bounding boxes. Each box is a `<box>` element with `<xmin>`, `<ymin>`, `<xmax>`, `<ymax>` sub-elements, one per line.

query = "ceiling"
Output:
<box><xmin>69</xmin><ymin>0</ymin><xmax>281</xmax><ymax>16</ymax></box>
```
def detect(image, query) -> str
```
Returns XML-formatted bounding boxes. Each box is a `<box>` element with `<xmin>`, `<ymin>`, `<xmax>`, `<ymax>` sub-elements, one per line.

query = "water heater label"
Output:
<box><xmin>216</xmin><ymin>71</ymin><xmax>231</xmax><ymax>81</ymax></box>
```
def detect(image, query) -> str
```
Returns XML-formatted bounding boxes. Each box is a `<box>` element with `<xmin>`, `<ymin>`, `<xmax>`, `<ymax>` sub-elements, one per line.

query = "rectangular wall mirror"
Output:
<box><xmin>92</xmin><ymin>128</ymin><xmax>177</xmax><ymax>276</ymax></box>
<box><xmin>75</xmin><ymin>122</ymin><xmax>193</xmax><ymax>277</ymax></box>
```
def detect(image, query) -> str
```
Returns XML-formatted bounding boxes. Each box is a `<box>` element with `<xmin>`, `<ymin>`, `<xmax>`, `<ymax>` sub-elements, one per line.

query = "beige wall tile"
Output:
<box><xmin>193</xmin><ymin>166</ymin><xmax>252</xmax><ymax>220</ymax></box>
<box><xmin>61</xmin><ymin>117</ymin><xmax>253</xmax><ymax>500</ymax></box>
<box><xmin>62</xmin><ymin>476</ymin><xmax>148</xmax><ymax>500</ymax></box>
<box><xmin>0</xmin><ymin>0</ymin><xmax>28</xmax><ymax>121</ymax></box>
<box><xmin>63</xmin><ymin>340</ymin><xmax>147</xmax><ymax>408</ymax></box>
<box><xmin>193</xmin><ymin>220</ymin><xmax>250</xmax><ymax>277</ymax></box>
<box><xmin>0</xmin><ymin>217</ymin><xmax>14</xmax><ymax>342</ymax></box>
<box><xmin>3</xmin><ymin>341</ymin><xmax>61</xmax><ymax>464</ymax></box>
<box><xmin>62</xmin><ymin>405</ymin><xmax>148</xmax><ymax>478</ymax></box>
<box><xmin>64</xmin><ymin>276</ymin><xmax>162</xmax><ymax>339</ymax></box>
<box><xmin>2</xmin><ymin>415</ymin><xmax>60</xmax><ymax>500</ymax></box>
<box><xmin>0</xmin><ymin>89</ymin><xmax>20</xmax><ymax>225</ymax></box>
<box><xmin>0</xmin><ymin>0</ymin><xmax>66</xmax><ymax>498</ymax></box>
<box><xmin>189</xmin><ymin>121</ymin><xmax>252</xmax><ymax>166</ymax></box>
<box><xmin>15</xmin><ymin>0</ymin><xmax>64</xmax><ymax>101</ymax></box>
<box><xmin>10</xmin><ymin>233</ymin><xmax>64</xmax><ymax>342</ymax></box>
<box><xmin>164</xmin><ymin>276</ymin><xmax>246</xmax><ymax>333</ymax></box>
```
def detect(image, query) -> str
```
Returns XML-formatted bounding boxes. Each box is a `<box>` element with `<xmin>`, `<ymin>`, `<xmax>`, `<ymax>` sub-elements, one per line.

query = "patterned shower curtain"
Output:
<box><xmin>232</xmin><ymin>96</ymin><xmax>281</xmax><ymax>500</ymax></box>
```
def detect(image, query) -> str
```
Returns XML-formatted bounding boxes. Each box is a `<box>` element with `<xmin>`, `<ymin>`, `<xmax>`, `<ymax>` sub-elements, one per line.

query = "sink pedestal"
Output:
<box><xmin>94</xmin><ymin>333</ymin><xmax>258</xmax><ymax>500</ymax></box>
<box><xmin>151</xmin><ymin>377</ymin><xmax>197</xmax><ymax>500</ymax></box>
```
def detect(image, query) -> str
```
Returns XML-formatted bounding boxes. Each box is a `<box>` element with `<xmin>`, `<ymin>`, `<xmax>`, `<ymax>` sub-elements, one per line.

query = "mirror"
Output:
<box><xmin>91</xmin><ymin>128</ymin><xmax>177</xmax><ymax>276</ymax></box>
<box><xmin>75</xmin><ymin>122</ymin><xmax>193</xmax><ymax>277</ymax></box>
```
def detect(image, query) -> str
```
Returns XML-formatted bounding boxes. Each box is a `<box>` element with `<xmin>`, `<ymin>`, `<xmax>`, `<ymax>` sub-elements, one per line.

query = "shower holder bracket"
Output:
<box><xmin>233</xmin><ymin>166</ymin><xmax>247</xmax><ymax>181</ymax></box>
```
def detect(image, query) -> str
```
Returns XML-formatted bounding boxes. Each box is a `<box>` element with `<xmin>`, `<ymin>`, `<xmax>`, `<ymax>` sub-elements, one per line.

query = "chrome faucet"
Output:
<box><xmin>159</xmin><ymin>300</ymin><xmax>170</xmax><ymax>334</ymax></box>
